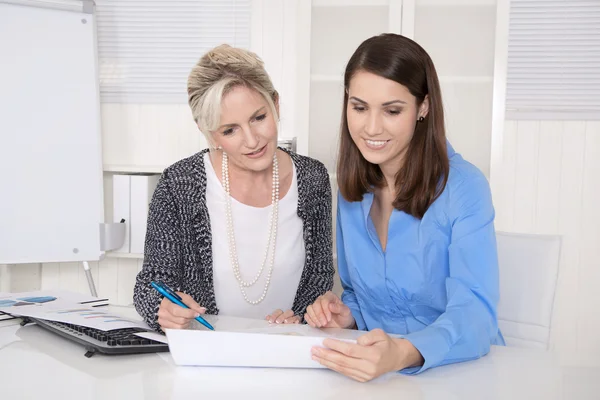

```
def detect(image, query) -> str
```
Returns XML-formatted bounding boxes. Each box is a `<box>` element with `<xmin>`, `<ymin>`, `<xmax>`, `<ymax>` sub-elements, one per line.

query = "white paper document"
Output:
<box><xmin>0</xmin><ymin>291</ymin><xmax>148</xmax><ymax>331</ymax></box>
<box><xmin>135</xmin><ymin>331</ymin><xmax>168</xmax><ymax>344</ymax></box>
<box><xmin>166</xmin><ymin>315</ymin><xmax>368</xmax><ymax>369</ymax></box>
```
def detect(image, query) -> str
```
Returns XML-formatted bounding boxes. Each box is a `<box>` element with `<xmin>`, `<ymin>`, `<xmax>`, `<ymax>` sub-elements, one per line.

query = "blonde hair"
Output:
<box><xmin>187</xmin><ymin>44</ymin><xmax>279</xmax><ymax>146</ymax></box>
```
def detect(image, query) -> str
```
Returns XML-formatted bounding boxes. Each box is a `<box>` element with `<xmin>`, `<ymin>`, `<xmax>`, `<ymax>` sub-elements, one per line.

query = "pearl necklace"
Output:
<box><xmin>222</xmin><ymin>152</ymin><xmax>279</xmax><ymax>305</ymax></box>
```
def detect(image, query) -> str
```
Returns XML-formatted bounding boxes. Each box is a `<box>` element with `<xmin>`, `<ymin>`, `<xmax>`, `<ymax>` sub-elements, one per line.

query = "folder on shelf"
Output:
<box><xmin>112</xmin><ymin>174</ymin><xmax>131</xmax><ymax>253</ymax></box>
<box><xmin>130</xmin><ymin>174</ymin><xmax>160</xmax><ymax>254</ymax></box>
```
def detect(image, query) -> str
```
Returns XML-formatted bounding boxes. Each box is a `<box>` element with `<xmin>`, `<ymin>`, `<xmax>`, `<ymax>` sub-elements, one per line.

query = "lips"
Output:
<box><xmin>363</xmin><ymin>139</ymin><xmax>390</xmax><ymax>150</ymax></box>
<box><xmin>244</xmin><ymin>144</ymin><xmax>267</xmax><ymax>158</ymax></box>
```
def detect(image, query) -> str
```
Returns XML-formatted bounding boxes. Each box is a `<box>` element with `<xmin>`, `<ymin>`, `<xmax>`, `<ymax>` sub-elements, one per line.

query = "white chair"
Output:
<box><xmin>496</xmin><ymin>231</ymin><xmax>561</xmax><ymax>350</ymax></box>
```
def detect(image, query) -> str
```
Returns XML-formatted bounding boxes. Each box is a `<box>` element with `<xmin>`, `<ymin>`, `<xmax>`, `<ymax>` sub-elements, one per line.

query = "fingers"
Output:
<box><xmin>329</xmin><ymin>300</ymin><xmax>351</xmax><ymax>317</ymax></box>
<box><xmin>265</xmin><ymin>309</ymin><xmax>284</xmax><ymax>324</ymax></box>
<box><xmin>266</xmin><ymin>310</ymin><xmax>300</xmax><ymax>324</ymax></box>
<box><xmin>158</xmin><ymin>296</ymin><xmax>203</xmax><ymax>330</ymax></box>
<box><xmin>305</xmin><ymin>304</ymin><xmax>321</xmax><ymax>327</ymax></box>
<box><xmin>320</xmin><ymin>293</ymin><xmax>336</xmax><ymax>323</ymax></box>
<box><xmin>284</xmin><ymin>315</ymin><xmax>301</xmax><ymax>324</ymax></box>
<box><xmin>322</xmin><ymin>338</ymin><xmax>371</xmax><ymax>361</ymax></box>
<box><xmin>356</xmin><ymin>328</ymin><xmax>387</xmax><ymax>347</ymax></box>
<box><xmin>304</xmin><ymin>311</ymin><xmax>318</xmax><ymax>327</ymax></box>
<box><xmin>276</xmin><ymin>309</ymin><xmax>295</xmax><ymax>324</ymax></box>
<box><xmin>312</xmin><ymin>355</ymin><xmax>372</xmax><ymax>383</ymax></box>
<box><xmin>178</xmin><ymin>292</ymin><xmax>206</xmax><ymax>314</ymax></box>
<box><xmin>158</xmin><ymin>316</ymin><xmax>191</xmax><ymax>330</ymax></box>
<box><xmin>311</xmin><ymin>348</ymin><xmax>373</xmax><ymax>383</ymax></box>
<box><xmin>305</xmin><ymin>292</ymin><xmax>338</xmax><ymax>327</ymax></box>
<box><xmin>165</xmin><ymin>300</ymin><xmax>199</xmax><ymax>319</ymax></box>
<box><xmin>158</xmin><ymin>301</ymin><xmax>192</xmax><ymax>325</ymax></box>
<box><xmin>157</xmin><ymin>302</ymin><xmax>191</xmax><ymax>330</ymax></box>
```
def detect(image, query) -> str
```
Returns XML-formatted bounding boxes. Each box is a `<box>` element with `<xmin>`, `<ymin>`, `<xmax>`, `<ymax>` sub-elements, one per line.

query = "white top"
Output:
<box><xmin>204</xmin><ymin>152</ymin><xmax>305</xmax><ymax>319</ymax></box>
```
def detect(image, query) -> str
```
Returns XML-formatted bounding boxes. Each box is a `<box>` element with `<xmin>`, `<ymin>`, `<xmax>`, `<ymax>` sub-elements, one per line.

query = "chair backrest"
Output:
<box><xmin>496</xmin><ymin>231</ymin><xmax>561</xmax><ymax>350</ymax></box>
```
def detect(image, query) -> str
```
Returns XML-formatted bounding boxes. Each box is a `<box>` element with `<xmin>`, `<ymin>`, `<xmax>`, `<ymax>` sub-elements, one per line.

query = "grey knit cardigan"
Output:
<box><xmin>133</xmin><ymin>148</ymin><xmax>334</xmax><ymax>331</ymax></box>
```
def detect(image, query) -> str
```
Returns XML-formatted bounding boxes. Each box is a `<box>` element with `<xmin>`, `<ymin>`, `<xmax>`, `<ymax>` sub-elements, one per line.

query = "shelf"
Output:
<box><xmin>313</xmin><ymin>0</ymin><xmax>388</xmax><ymax>6</ymax></box>
<box><xmin>103</xmin><ymin>165</ymin><xmax>165</xmax><ymax>174</ymax></box>
<box><xmin>103</xmin><ymin>138</ymin><xmax>295</xmax><ymax>173</ymax></box>
<box><xmin>105</xmin><ymin>252</ymin><xmax>144</xmax><ymax>259</ymax></box>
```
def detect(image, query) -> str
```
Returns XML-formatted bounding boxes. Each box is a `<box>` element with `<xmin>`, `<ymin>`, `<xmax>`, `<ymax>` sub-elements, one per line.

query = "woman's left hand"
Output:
<box><xmin>265</xmin><ymin>309</ymin><xmax>301</xmax><ymax>324</ymax></box>
<box><xmin>310</xmin><ymin>329</ymin><xmax>423</xmax><ymax>382</ymax></box>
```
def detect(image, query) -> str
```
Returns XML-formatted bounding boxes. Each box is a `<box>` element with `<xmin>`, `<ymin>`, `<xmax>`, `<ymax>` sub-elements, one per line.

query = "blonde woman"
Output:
<box><xmin>133</xmin><ymin>44</ymin><xmax>334</xmax><ymax>332</ymax></box>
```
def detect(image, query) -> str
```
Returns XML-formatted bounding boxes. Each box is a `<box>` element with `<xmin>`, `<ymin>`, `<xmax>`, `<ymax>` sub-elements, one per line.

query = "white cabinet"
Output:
<box><xmin>309</xmin><ymin>2</ymin><xmax>397</xmax><ymax>173</ymax></box>
<box><xmin>305</xmin><ymin>0</ymin><xmax>405</xmax><ymax>174</ymax></box>
<box><xmin>413</xmin><ymin>0</ymin><xmax>497</xmax><ymax>177</ymax></box>
<box><xmin>297</xmin><ymin>0</ymin><xmax>497</xmax><ymax>177</ymax></box>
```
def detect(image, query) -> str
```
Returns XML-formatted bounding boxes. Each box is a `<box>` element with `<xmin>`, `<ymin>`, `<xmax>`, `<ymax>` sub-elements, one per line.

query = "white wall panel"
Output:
<box><xmin>101</xmin><ymin>104</ymin><xmax>205</xmax><ymax>171</ymax></box>
<box><xmin>492</xmin><ymin>119</ymin><xmax>600</xmax><ymax>367</ymax></box>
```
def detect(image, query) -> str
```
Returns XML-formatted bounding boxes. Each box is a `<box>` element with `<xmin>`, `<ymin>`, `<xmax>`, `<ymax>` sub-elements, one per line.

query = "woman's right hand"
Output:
<box><xmin>157</xmin><ymin>292</ymin><xmax>206</xmax><ymax>330</ymax></box>
<box><xmin>305</xmin><ymin>291</ymin><xmax>355</xmax><ymax>329</ymax></box>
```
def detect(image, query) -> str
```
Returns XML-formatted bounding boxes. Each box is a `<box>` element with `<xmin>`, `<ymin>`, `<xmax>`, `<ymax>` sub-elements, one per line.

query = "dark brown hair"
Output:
<box><xmin>337</xmin><ymin>33</ymin><xmax>449</xmax><ymax>219</ymax></box>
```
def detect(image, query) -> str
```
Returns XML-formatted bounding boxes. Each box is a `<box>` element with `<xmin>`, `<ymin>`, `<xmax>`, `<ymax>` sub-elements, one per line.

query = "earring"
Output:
<box><xmin>418</xmin><ymin>116</ymin><xmax>425</xmax><ymax>122</ymax></box>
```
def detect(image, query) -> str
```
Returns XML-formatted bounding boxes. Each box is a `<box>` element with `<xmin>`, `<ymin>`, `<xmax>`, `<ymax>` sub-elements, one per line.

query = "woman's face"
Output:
<box><xmin>211</xmin><ymin>85</ymin><xmax>279</xmax><ymax>173</ymax></box>
<box><xmin>346</xmin><ymin>70</ymin><xmax>428</xmax><ymax>171</ymax></box>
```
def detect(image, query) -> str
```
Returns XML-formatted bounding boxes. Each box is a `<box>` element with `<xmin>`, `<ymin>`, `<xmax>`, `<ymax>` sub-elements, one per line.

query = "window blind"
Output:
<box><xmin>95</xmin><ymin>0</ymin><xmax>252</xmax><ymax>103</ymax></box>
<box><xmin>506</xmin><ymin>0</ymin><xmax>600</xmax><ymax>118</ymax></box>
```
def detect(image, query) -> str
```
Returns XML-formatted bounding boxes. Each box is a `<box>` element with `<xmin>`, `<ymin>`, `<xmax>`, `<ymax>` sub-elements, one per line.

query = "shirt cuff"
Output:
<box><xmin>349</xmin><ymin>307</ymin><xmax>366</xmax><ymax>331</ymax></box>
<box><xmin>341</xmin><ymin>293</ymin><xmax>366</xmax><ymax>330</ymax></box>
<box><xmin>400</xmin><ymin>326</ymin><xmax>450</xmax><ymax>375</ymax></box>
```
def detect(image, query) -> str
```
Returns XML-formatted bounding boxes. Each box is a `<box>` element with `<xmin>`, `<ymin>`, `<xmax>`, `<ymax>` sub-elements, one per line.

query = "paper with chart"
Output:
<box><xmin>0</xmin><ymin>289</ymin><xmax>107</xmax><ymax>322</ymax></box>
<box><xmin>0</xmin><ymin>289</ymin><xmax>109</xmax><ymax>307</ymax></box>
<box><xmin>0</xmin><ymin>292</ymin><xmax>149</xmax><ymax>331</ymax></box>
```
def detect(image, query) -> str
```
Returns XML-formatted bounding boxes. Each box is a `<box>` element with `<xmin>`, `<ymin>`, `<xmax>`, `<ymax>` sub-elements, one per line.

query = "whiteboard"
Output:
<box><xmin>0</xmin><ymin>1</ymin><xmax>104</xmax><ymax>264</ymax></box>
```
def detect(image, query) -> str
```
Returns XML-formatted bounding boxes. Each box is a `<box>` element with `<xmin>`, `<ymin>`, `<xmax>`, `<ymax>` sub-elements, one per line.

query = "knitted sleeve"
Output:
<box><xmin>292</xmin><ymin>160</ymin><xmax>335</xmax><ymax>319</ymax></box>
<box><xmin>133</xmin><ymin>170</ymin><xmax>184</xmax><ymax>331</ymax></box>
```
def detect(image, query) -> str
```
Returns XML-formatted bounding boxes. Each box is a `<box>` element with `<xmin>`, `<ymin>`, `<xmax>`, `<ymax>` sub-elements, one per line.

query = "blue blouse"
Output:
<box><xmin>337</xmin><ymin>142</ymin><xmax>505</xmax><ymax>374</ymax></box>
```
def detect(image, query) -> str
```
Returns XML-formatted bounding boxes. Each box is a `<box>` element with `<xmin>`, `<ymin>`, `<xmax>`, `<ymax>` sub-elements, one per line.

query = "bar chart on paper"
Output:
<box><xmin>53</xmin><ymin>308</ymin><xmax>144</xmax><ymax>325</ymax></box>
<box><xmin>0</xmin><ymin>294</ymin><xmax>149</xmax><ymax>331</ymax></box>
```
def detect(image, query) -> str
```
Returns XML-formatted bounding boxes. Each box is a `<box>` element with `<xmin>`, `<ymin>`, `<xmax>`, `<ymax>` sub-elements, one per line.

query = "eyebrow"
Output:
<box><xmin>349</xmin><ymin>96</ymin><xmax>406</xmax><ymax>106</ymax></box>
<box><xmin>218</xmin><ymin>106</ymin><xmax>267</xmax><ymax>130</ymax></box>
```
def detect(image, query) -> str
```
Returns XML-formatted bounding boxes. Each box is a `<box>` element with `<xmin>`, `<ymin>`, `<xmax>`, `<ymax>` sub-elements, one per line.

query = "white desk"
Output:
<box><xmin>0</xmin><ymin>307</ymin><xmax>597</xmax><ymax>400</ymax></box>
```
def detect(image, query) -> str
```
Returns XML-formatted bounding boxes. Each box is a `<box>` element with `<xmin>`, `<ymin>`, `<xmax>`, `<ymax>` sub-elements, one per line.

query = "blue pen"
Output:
<box><xmin>151</xmin><ymin>281</ymin><xmax>215</xmax><ymax>331</ymax></box>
